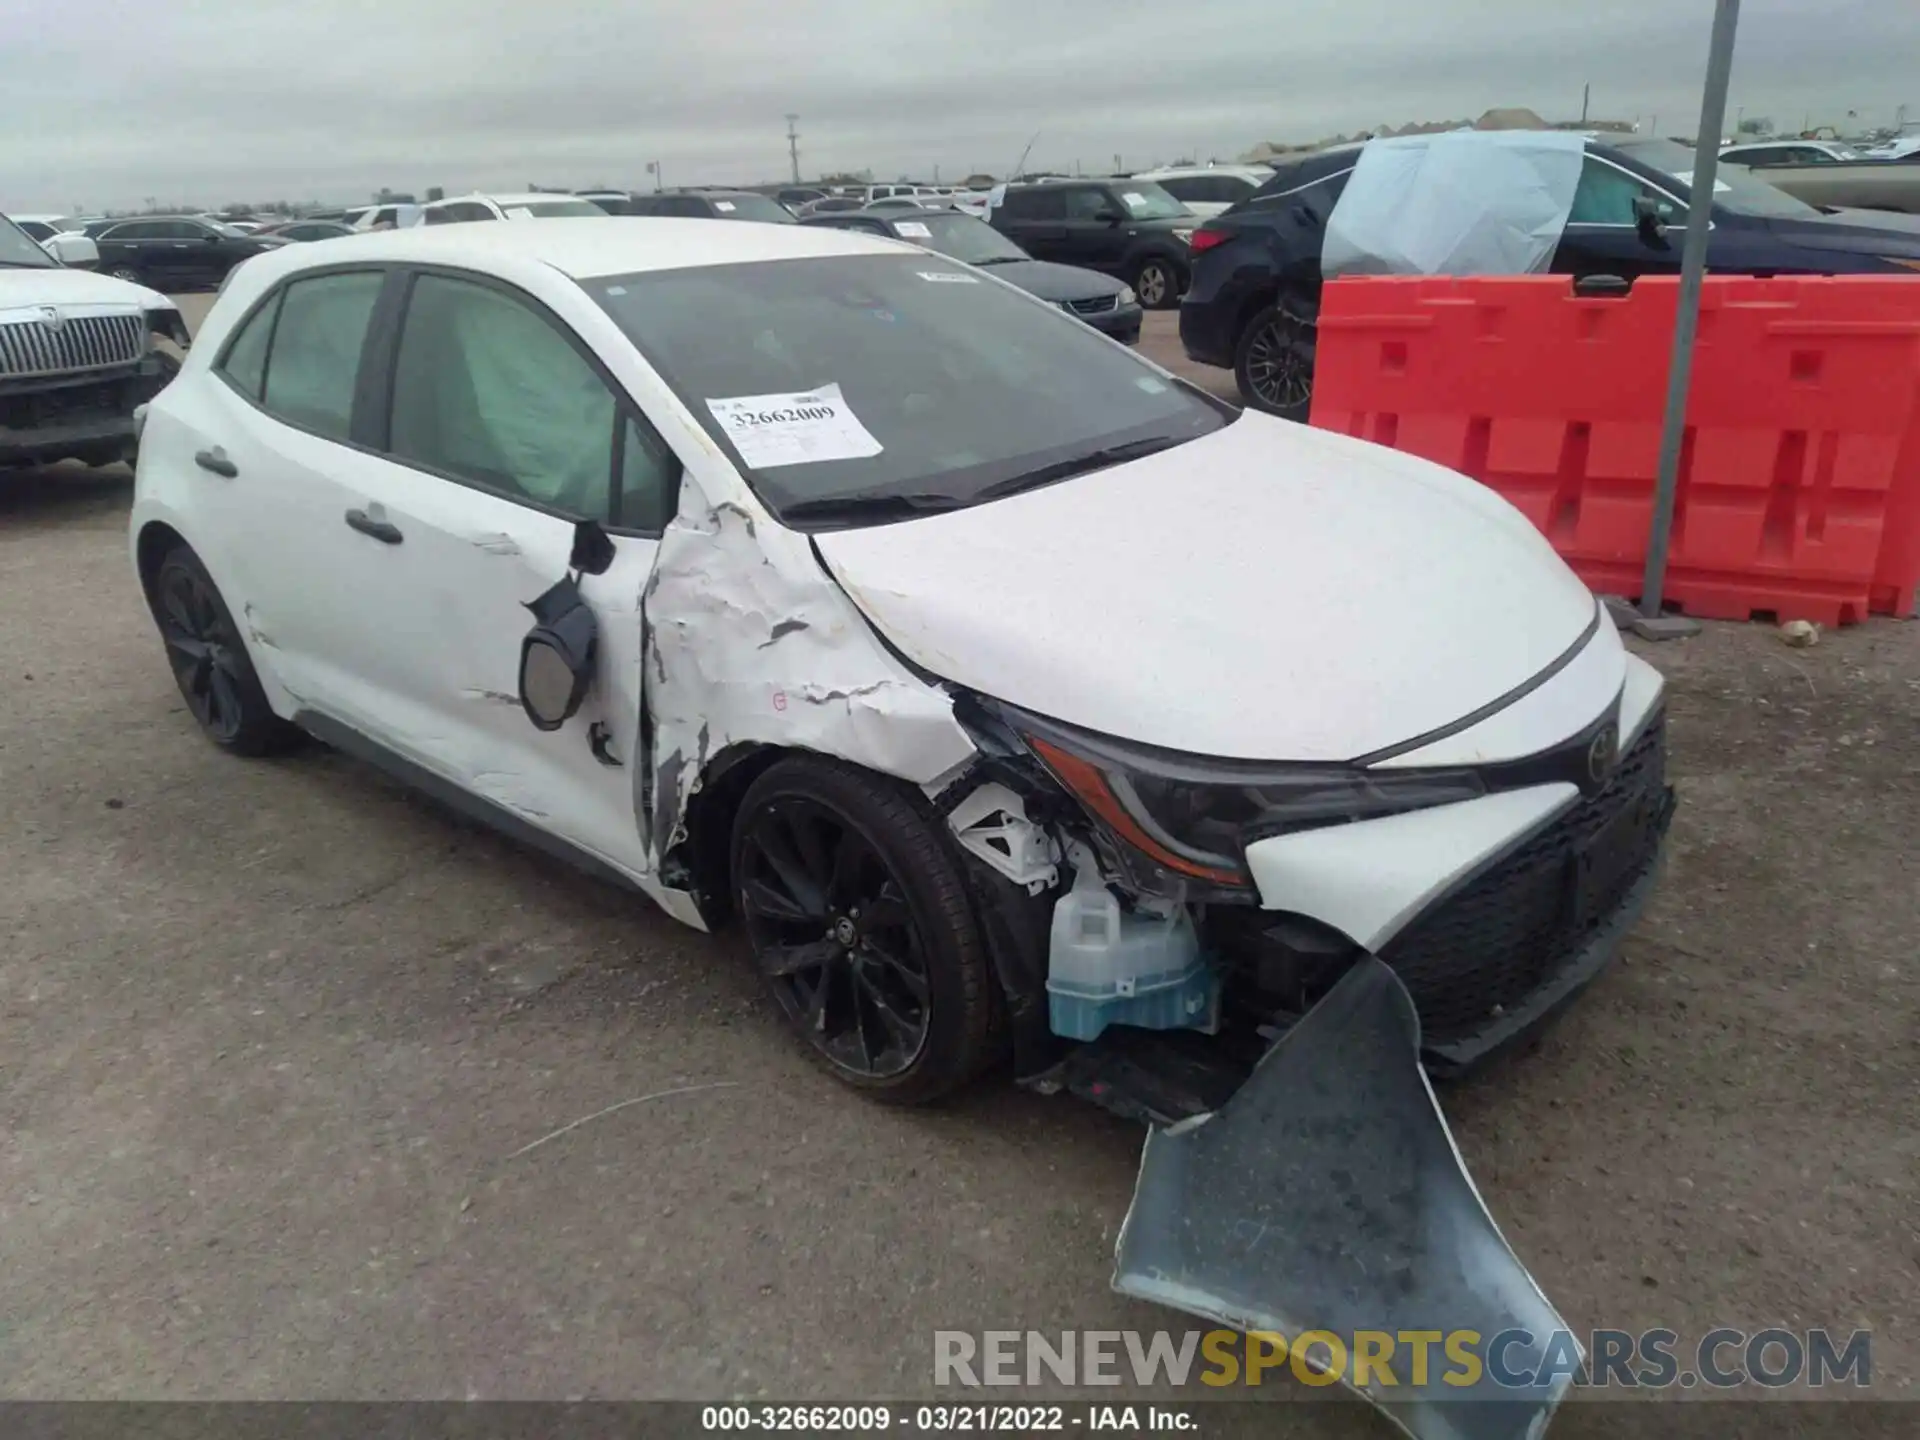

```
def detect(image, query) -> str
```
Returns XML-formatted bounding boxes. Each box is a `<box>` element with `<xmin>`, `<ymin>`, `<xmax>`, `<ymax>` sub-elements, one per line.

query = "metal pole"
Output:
<box><xmin>785</xmin><ymin>114</ymin><xmax>801</xmax><ymax>184</ymax></box>
<box><xmin>1639</xmin><ymin>0</ymin><xmax>1741</xmax><ymax>626</ymax></box>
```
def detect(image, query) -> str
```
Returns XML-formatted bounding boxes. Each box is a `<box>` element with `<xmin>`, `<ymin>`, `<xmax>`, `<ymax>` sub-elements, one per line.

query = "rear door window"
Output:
<box><xmin>1003</xmin><ymin>189</ymin><xmax>1066</xmax><ymax>220</ymax></box>
<box><xmin>257</xmin><ymin>271</ymin><xmax>385</xmax><ymax>439</ymax></box>
<box><xmin>218</xmin><ymin>292</ymin><xmax>282</xmax><ymax>400</ymax></box>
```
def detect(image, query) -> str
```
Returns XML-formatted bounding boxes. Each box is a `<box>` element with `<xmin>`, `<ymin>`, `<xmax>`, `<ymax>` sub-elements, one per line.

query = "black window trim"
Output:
<box><xmin>367</xmin><ymin>262</ymin><xmax>685</xmax><ymax>538</ymax></box>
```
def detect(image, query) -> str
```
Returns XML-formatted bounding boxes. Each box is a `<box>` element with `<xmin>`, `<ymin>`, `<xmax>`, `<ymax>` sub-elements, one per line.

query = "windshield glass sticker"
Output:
<box><xmin>916</xmin><ymin>270</ymin><xmax>978</xmax><ymax>283</ymax></box>
<box><xmin>506</xmin><ymin>206</ymin><xmax>534</xmax><ymax>219</ymax></box>
<box><xmin>1122</xmin><ymin>191</ymin><xmax>1148</xmax><ymax>208</ymax></box>
<box><xmin>895</xmin><ymin>221</ymin><xmax>932</xmax><ymax>238</ymax></box>
<box><xmin>705</xmin><ymin>382</ymin><xmax>884</xmax><ymax>468</ymax></box>
<box><xmin>715</xmin><ymin>200</ymin><xmax>737</xmax><ymax>212</ymax></box>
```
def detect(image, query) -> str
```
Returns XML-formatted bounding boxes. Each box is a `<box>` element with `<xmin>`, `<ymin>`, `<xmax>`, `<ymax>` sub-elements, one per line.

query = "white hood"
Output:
<box><xmin>813</xmin><ymin>412</ymin><xmax>1598</xmax><ymax>762</ymax></box>
<box><xmin>0</xmin><ymin>267</ymin><xmax>171</xmax><ymax>314</ymax></box>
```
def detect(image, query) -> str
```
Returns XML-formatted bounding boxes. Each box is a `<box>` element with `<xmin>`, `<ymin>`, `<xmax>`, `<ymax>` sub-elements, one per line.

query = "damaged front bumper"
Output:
<box><xmin>1114</xmin><ymin>956</ymin><xmax>1579</xmax><ymax>1440</ymax></box>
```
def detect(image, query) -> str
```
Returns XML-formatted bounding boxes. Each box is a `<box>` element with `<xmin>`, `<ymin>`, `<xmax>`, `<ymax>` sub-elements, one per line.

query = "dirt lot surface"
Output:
<box><xmin>0</xmin><ymin>299</ymin><xmax>1914</xmax><ymax>1417</ymax></box>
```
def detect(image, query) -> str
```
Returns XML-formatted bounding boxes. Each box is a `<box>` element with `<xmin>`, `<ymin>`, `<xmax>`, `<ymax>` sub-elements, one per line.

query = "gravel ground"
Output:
<box><xmin>0</xmin><ymin>300</ymin><xmax>1913</xmax><ymax>1418</ymax></box>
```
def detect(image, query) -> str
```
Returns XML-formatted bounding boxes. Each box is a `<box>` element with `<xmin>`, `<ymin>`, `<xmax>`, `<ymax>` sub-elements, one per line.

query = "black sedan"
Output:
<box><xmin>1181</xmin><ymin>135</ymin><xmax>1920</xmax><ymax>418</ymax></box>
<box><xmin>255</xmin><ymin>220</ymin><xmax>356</xmax><ymax>242</ymax></box>
<box><xmin>801</xmin><ymin>208</ymin><xmax>1141</xmax><ymax>343</ymax></box>
<box><xmin>93</xmin><ymin>215</ymin><xmax>284</xmax><ymax>290</ymax></box>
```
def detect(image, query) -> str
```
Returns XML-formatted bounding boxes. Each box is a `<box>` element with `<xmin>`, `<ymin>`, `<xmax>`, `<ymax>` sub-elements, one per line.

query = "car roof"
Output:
<box><xmin>1134</xmin><ymin>165</ymin><xmax>1272</xmax><ymax>180</ymax></box>
<box><xmin>241</xmin><ymin>215</ymin><xmax>902</xmax><ymax>281</ymax></box>
<box><xmin>434</xmin><ymin>193</ymin><xmax>563</xmax><ymax>207</ymax></box>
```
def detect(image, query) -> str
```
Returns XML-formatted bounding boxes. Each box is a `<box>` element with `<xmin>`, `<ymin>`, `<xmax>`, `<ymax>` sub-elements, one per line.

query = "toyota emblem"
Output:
<box><xmin>37</xmin><ymin>306</ymin><xmax>64</xmax><ymax>333</ymax></box>
<box><xmin>1586</xmin><ymin>725</ymin><xmax>1618</xmax><ymax>785</ymax></box>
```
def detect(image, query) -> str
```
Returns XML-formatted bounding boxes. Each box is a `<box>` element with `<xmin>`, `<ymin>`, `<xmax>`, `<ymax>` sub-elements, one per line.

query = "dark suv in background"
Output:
<box><xmin>624</xmin><ymin>190</ymin><xmax>796</xmax><ymax>223</ymax></box>
<box><xmin>93</xmin><ymin>216</ymin><xmax>282</xmax><ymax>291</ymax></box>
<box><xmin>988</xmin><ymin>179</ymin><xmax>1196</xmax><ymax>308</ymax></box>
<box><xmin>1180</xmin><ymin>136</ymin><xmax>1920</xmax><ymax>419</ymax></box>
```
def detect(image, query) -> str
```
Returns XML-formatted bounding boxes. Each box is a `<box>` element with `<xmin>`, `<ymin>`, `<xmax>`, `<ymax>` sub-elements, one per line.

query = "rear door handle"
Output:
<box><xmin>194</xmin><ymin>447</ymin><xmax>237</xmax><ymax>477</ymax></box>
<box><xmin>344</xmin><ymin>508</ymin><xmax>403</xmax><ymax>545</ymax></box>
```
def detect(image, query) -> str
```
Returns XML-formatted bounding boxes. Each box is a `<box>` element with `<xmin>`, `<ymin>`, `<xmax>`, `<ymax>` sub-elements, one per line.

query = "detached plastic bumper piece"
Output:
<box><xmin>1113</xmin><ymin>955</ymin><xmax>1575</xmax><ymax>1440</ymax></box>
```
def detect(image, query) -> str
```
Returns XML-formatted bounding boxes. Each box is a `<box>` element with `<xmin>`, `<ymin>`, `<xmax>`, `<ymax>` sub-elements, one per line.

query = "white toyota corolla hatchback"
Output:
<box><xmin>130</xmin><ymin>219</ymin><xmax>1675</xmax><ymax>1116</ymax></box>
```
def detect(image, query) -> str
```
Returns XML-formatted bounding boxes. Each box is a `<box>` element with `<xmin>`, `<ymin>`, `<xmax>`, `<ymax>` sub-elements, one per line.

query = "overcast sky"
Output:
<box><xmin>5</xmin><ymin>0</ymin><xmax>1916</xmax><ymax>211</ymax></box>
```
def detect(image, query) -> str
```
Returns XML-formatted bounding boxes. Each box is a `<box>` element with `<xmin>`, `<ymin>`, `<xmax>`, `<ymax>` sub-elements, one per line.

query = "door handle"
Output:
<box><xmin>344</xmin><ymin>508</ymin><xmax>403</xmax><ymax>544</ymax></box>
<box><xmin>194</xmin><ymin>447</ymin><xmax>238</xmax><ymax>477</ymax></box>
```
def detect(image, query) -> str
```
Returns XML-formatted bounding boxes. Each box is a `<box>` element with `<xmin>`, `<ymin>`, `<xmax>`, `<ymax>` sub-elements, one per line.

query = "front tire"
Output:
<box><xmin>148</xmin><ymin>544</ymin><xmax>299</xmax><ymax>756</ymax></box>
<box><xmin>730</xmin><ymin>757</ymin><xmax>999</xmax><ymax>1104</ymax></box>
<box><xmin>1234</xmin><ymin>300</ymin><xmax>1318</xmax><ymax>421</ymax></box>
<box><xmin>107</xmin><ymin>264</ymin><xmax>145</xmax><ymax>286</ymax></box>
<box><xmin>1132</xmin><ymin>254</ymin><xmax>1184</xmax><ymax>310</ymax></box>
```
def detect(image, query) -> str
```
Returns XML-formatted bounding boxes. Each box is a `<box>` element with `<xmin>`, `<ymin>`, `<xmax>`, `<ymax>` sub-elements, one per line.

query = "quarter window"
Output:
<box><xmin>218</xmin><ymin>291</ymin><xmax>282</xmax><ymax>400</ymax></box>
<box><xmin>388</xmin><ymin>273</ymin><xmax>678</xmax><ymax>529</ymax></box>
<box><xmin>258</xmin><ymin>271</ymin><xmax>384</xmax><ymax>439</ymax></box>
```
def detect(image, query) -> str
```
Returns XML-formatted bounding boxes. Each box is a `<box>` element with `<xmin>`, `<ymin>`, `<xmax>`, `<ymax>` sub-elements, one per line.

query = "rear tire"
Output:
<box><xmin>1234</xmin><ymin>300</ymin><xmax>1317</xmax><ymax>421</ymax></box>
<box><xmin>107</xmin><ymin>264</ymin><xmax>145</xmax><ymax>286</ymax></box>
<box><xmin>730</xmin><ymin>756</ymin><xmax>999</xmax><ymax>1104</ymax></box>
<box><xmin>147</xmin><ymin>544</ymin><xmax>301</xmax><ymax>756</ymax></box>
<box><xmin>1132</xmin><ymin>254</ymin><xmax>1185</xmax><ymax>310</ymax></box>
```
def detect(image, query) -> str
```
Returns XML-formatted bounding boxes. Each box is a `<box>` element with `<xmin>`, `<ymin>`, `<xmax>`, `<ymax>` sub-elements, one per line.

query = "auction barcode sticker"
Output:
<box><xmin>705</xmin><ymin>382</ymin><xmax>883</xmax><ymax>468</ymax></box>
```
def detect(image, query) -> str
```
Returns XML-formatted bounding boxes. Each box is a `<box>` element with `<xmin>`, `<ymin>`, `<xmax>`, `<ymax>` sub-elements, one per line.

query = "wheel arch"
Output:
<box><xmin>134</xmin><ymin>518</ymin><xmax>190</xmax><ymax>609</ymax></box>
<box><xmin>679</xmin><ymin>740</ymin><xmax>795</xmax><ymax>927</ymax></box>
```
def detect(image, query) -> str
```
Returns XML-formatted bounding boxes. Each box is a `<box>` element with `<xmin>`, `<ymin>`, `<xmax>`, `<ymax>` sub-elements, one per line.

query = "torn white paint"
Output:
<box><xmin>639</xmin><ymin>491</ymin><xmax>977</xmax><ymax>874</ymax></box>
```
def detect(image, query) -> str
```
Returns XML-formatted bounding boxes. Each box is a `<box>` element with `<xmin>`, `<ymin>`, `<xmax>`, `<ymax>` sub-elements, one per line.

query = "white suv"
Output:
<box><xmin>130</xmin><ymin>219</ymin><xmax>1672</xmax><ymax>1114</ymax></box>
<box><xmin>1130</xmin><ymin>164</ymin><xmax>1274</xmax><ymax>218</ymax></box>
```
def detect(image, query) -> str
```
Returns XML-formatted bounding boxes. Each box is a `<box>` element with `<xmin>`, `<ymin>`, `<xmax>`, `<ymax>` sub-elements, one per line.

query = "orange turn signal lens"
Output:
<box><xmin>1028</xmin><ymin>736</ymin><xmax>1246</xmax><ymax>887</ymax></box>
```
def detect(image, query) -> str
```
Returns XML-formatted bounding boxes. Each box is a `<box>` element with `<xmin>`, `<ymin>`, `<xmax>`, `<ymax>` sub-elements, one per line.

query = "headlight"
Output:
<box><xmin>1172</xmin><ymin>228</ymin><xmax>1195</xmax><ymax>246</ymax></box>
<box><xmin>1118</xmin><ymin>285</ymin><xmax>1137</xmax><ymax>306</ymax></box>
<box><xmin>1018</xmin><ymin>714</ymin><xmax>1486</xmax><ymax>887</ymax></box>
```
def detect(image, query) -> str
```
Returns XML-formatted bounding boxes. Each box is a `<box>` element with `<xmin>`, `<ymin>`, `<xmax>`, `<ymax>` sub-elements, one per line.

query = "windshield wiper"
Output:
<box><xmin>971</xmin><ymin>256</ymin><xmax>1026</xmax><ymax>266</ymax></box>
<box><xmin>780</xmin><ymin>437</ymin><xmax>1188</xmax><ymax>526</ymax></box>
<box><xmin>968</xmin><ymin>436</ymin><xmax>1187</xmax><ymax>501</ymax></box>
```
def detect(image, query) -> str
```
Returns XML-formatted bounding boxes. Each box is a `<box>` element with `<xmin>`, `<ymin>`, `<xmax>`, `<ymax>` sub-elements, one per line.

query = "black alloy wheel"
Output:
<box><xmin>156</xmin><ymin>557</ymin><xmax>248</xmax><ymax>743</ymax></box>
<box><xmin>149</xmin><ymin>546</ymin><xmax>297</xmax><ymax>755</ymax></box>
<box><xmin>738</xmin><ymin>794</ymin><xmax>931</xmax><ymax>1079</ymax></box>
<box><xmin>730</xmin><ymin>758</ymin><xmax>999</xmax><ymax>1102</ymax></box>
<box><xmin>1235</xmin><ymin>302</ymin><xmax>1318</xmax><ymax>422</ymax></box>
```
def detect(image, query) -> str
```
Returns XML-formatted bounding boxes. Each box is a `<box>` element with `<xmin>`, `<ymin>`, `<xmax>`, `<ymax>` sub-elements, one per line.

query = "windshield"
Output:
<box><xmin>1112</xmin><ymin>182</ymin><xmax>1189</xmax><ymax>219</ymax></box>
<box><xmin>714</xmin><ymin>195</ymin><xmax>796</xmax><ymax>224</ymax></box>
<box><xmin>591</xmin><ymin>253</ymin><xmax>1227</xmax><ymax>525</ymax></box>
<box><xmin>896</xmin><ymin>212</ymin><xmax>1027</xmax><ymax>263</ymax></box>
<box><xmin>1615</xmin><ymin>139</ymin><xmax>1820</xmax><ymax>218</ymax></box>
<box><xmin>0</xmin><ymin>215</ymin><xmax>57</xmax><ymax>268</ymax></box>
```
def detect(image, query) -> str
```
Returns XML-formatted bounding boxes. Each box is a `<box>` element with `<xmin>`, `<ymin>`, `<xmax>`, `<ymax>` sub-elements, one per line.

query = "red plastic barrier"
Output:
<box><xmin>1309</xmin><ymin>275</ymin><xmax>1920</xmax><ymax>624</ymax></box>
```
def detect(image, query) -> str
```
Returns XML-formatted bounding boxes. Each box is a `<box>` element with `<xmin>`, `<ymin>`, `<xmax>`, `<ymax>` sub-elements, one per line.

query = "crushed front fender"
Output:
<box><xmin>1112</xmin><ymin>955</ymin><xmax>1576</xmax><ymax>1440</ymax></box>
